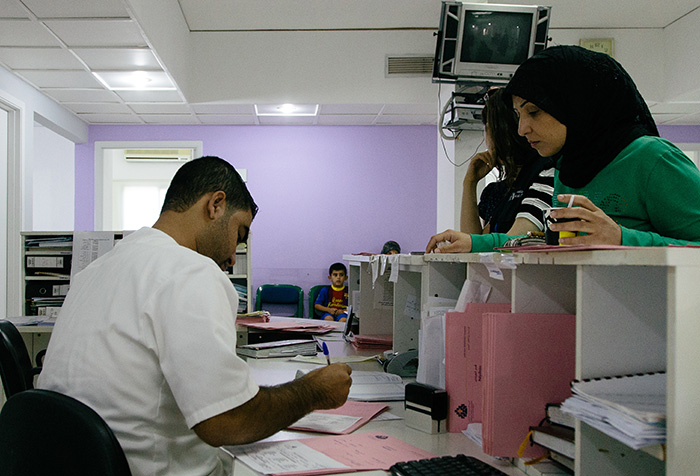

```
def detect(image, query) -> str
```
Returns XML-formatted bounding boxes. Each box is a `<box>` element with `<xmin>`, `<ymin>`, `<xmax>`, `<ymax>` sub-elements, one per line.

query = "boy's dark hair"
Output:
<box><xmin>161</xmin><ymin>156</ymin><xmax>258</xmax><ymax>218</ymax></box>
<box><xmin>381</xmin><ymin>240</ymin><xmax>401</xmax><ymax>254</ymax></box>
<box><xmin>329</xmin><ymin>262</ymin><xmax>347</xmax><ymax>275</ymax></box>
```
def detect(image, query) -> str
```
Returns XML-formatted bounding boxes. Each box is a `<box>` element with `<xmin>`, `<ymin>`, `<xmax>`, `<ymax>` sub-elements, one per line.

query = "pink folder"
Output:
<box><xmin>444</xmin><ymin>303</ymin><xmax>510</xmax><ymax>432</ymax></box>
<box><xmin>481</xmin><ymin>312</ymin><xmax>575</xmax><ymax>458</ymax></box>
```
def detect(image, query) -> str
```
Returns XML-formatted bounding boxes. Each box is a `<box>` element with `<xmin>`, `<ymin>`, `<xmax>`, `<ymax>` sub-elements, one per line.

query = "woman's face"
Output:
<box><xmin>512</xmin><ymin>95</ymin><xmax>567</xmax><ymax>157</ymax></box>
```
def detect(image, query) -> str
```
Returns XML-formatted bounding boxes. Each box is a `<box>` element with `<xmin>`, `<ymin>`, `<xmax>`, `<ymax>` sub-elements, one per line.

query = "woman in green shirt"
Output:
<box><xmin>427</xmin><ymin>45</ymin><xmax>700</xmax><ymax>253</ymax></box>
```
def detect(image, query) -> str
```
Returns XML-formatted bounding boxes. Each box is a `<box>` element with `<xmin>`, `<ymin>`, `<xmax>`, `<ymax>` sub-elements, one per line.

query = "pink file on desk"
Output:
<box><xmin>444</xmin><ymin>303</ymin><xmax>510</xmax><ymax>433</ymax></box>
<box><xmin>481</xmin><ymin>312</ymin><xmax>575</xmax><ymax>458</ymax></box>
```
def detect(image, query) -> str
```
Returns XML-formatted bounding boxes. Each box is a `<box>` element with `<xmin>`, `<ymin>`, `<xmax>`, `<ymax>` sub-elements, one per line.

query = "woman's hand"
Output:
<box><xmin>464</xmin><ymin>151</ymin><xmax>496</xmax><ymax>184</ymax></box>
<box><xmin>550</xmin><ymin>194</ymin><xmax>622</xmax><ymax>245</ymax></box>
<box><xmin>425</xmin><ymin>229</ymin><xmax>473</xmax><ymax>254</ymax></box>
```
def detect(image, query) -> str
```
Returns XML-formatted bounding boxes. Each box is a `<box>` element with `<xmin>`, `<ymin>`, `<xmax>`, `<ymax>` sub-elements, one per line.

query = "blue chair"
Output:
<box><xmin>255</xmin><ymin>284</ymin><xmax>304</xmax><ymax>317</ymax></box>
<box><xmin>308</xmin><ymin>285</ymin><xmax>327</xmax><ymax>319</ymax></box>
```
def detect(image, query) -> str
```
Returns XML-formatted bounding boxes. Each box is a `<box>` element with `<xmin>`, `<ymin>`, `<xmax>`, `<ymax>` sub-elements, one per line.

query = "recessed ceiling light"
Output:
<box><xmin>255</xmin><ymin>104</ymin><xmax>319</xmax><ymax>117</ymax></box>
<box><xmin>93</xmin><ymin>71</ymin><xmax>176</xmax><ymax>91</ymax></box>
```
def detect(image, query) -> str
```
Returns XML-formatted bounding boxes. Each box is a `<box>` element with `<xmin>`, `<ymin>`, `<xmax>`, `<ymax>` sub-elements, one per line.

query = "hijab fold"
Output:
<box><xmin>504</xmin><ymin>45</ymin><xmax>658</xmax><ymax>188</ymax></box>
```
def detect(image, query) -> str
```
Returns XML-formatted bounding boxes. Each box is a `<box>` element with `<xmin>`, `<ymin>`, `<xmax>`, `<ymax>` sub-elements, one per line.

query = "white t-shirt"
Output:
<box><xmin>38</xmin><ymin>227</ymin><xmax>260</xmax><ymax>476</ymax></box>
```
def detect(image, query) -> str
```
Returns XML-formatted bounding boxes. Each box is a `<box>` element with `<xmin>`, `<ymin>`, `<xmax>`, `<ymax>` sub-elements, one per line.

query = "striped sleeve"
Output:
<box><xmin>515</xmin><ymin>167</ymin><xmax>555</xmax><ymax>231</ymax></box>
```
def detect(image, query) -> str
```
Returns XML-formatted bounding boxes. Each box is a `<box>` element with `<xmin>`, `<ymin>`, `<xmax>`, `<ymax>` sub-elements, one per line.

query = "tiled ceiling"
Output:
<box><xmin>1</xmin><ymin>0</ymin><xmax>699</xmax><ymax>126</ymax></box>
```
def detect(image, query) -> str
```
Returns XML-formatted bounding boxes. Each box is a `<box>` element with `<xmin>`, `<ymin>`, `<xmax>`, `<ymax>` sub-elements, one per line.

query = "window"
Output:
<box><xmin>95</xmin><ymin>142</ymin><xmax>203</xmax><ymax>231</ymax></box>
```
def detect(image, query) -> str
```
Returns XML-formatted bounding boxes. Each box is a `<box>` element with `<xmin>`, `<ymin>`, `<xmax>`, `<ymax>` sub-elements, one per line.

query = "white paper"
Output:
<box><xmin>291</xmin><ymin>413</ymin><xmax>362</xmax><ymax>434</ymax></box>
<box><xmin>455</xmin><ymin>279</ymin><xmax>492</xmax><ymax>311</ymax></box>
<box><xmin>388</xmin><ymin>255</ymin><xmax>400</xmax><ymax>283</ymax></box>
<box><xmin>416</xmin><ymin>312</ymin><xmax>445</xmax><ymax>388</ymax></box>
<box><xmin>230</xmin><ymin>440</ymin><xmax>350</xmax><ymax>474</ymax></box>
<box><xmin>71</xmin><ymin>231</ymin><xmax>115</xmax><ymax>278</ymax></box>
<box><xmin>403</xmin><ymin>294</ymin><xmax>420</xmax><ymax>320</ymax></box>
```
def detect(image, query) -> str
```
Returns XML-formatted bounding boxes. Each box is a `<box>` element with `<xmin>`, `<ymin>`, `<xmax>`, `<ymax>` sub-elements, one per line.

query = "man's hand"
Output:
<box><xmin>425</xmin><ymin>229</ymin><xmax>473</xmax><ymax>254</ymax></box>
<box><xmin>299</xmin><ymin>363</ymin><xmax>352</xmax><ymax>409</ymax></box>
<box><xmin>549</xmin><ymin>194</ymin><xmax>622</xmax><ymax>245</ymax></box>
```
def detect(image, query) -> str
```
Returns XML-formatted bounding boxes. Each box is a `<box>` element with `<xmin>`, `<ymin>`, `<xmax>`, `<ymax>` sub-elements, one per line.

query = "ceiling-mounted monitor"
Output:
<box><xmin>433</xmin><ymin>2</ymin><xmax>551</xmax><ymax>84</ymax></box>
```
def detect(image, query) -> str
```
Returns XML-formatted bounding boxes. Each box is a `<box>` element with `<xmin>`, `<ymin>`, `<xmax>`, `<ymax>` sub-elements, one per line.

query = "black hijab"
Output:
<box><xmin>504</xmin><ymin>45</ymin><xmax>658</xmax><ymax>188</ymax></box>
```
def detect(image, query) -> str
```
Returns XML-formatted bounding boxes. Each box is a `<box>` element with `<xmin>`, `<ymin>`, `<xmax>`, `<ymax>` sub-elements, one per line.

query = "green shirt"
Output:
<box><xmin>470</xmin><ymin>136</ymin><xmax>700</xmax><ymax>252</ymax></box>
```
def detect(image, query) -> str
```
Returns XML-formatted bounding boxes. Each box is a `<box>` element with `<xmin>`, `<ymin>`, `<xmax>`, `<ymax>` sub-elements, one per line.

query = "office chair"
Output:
<box><xmin>0</xmin><ymin>388</ymin><xmax>132</xmax><ymax>476</ymax></box>
<box><xmin>0</xmin><ymin>319</ymin><xmax>41</xmax><ymax>398</ymax></box>
<box><xmin>255</xmin><ymin>284</ymin><xmax>304</xmax><ymax>317</ymax></box>
<box><xmin>308</xmin><ymin>284</ymin><xmax>327</xmax><ymax>319</ymax></box>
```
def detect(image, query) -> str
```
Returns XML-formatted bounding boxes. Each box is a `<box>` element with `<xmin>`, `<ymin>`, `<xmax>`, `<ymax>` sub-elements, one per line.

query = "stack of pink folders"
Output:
<box><xmin>482</xmin><ymin>312</ymin><xmax>575</xmax><ymax>458</ymax></box>
<box><xmin>444</xmin><ymin>303</ymin><xmax>510</xmax><ymax>433</ymax></box>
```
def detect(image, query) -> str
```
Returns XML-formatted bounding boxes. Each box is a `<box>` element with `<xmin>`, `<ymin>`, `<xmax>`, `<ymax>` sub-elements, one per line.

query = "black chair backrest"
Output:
<box><xmin>0</xmin><ymin>389</ymin><xmax>132</xmax><ymax>476</ymax></box>
<box><xmin>0</xmin><ymin>320</ymin><xmax>36</xmax><ymax>397</ymax></box>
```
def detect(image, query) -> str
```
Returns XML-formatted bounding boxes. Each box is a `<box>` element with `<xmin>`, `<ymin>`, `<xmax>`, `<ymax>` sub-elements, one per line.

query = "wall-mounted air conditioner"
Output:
<box><xmin>123</xmin><ymin>149</ymin><xmax>193</xmax><ymax>162</ymax></box>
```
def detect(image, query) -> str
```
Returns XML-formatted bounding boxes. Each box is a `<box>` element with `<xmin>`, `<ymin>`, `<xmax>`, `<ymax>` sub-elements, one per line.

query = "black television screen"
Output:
<box><xmin>460</xmin><ymin>11</ymin><xmax>533</xmax><ymax>66</ymax></box>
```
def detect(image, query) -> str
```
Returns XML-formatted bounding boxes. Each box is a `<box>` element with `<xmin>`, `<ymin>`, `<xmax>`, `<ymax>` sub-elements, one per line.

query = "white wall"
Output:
<box><xmin>33</xmin><ymin>124</ymin><xmax>75</xmax><ymax>231</ymax></box>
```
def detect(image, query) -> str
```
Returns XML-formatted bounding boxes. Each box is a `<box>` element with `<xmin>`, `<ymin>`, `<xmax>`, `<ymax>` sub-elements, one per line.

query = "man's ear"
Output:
<box><xmin>207</xmin><ymin>191</ymin><xmax>227</xmax><ymax>220</ymax></box>
<box><xmin>327</xmin><ymin>275</ymin><xmax>333</xmax><ymax>282</ymax></box>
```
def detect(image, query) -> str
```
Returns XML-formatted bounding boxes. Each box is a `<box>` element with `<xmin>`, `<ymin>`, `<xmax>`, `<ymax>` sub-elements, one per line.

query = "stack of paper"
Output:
<box><xmin>236</xmin><ymin>339</ymin><xmax>318</xmax><ymax>358</ymax></box>
<box><xmin>349</xmin><ymin>334</ymin><xmax>392</xmax><ymax>351</ymax></box>
<box><xmin>561</xmin><ymin>372</ymin><xmax>666</xmax><ymax>450</ymax></box>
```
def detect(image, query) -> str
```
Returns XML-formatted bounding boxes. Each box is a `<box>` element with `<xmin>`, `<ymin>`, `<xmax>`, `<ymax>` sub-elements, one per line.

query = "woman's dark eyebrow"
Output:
<box><xmin>518</xmin><ymin>99</ymin><xmax>531</xmax><ymax>108</ymax></box>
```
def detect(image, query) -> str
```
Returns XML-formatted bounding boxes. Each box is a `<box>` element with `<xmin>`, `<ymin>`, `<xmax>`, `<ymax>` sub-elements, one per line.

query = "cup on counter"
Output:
<box><xmin>544</xmin><ymin>207</ymin><xmax>577</xmax><ymax>245</ymax></box>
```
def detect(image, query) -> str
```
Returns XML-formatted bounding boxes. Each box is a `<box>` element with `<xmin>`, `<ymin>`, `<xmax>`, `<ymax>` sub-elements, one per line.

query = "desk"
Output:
<box><xmin>226</xmin><ymin>339</ymin><xmax>526</xmax><ymax>475</ymax></box>
<box><xmin>349</xmin><ymin>248</ymin><xmax>700</xmax><ymax>476</ymax></box>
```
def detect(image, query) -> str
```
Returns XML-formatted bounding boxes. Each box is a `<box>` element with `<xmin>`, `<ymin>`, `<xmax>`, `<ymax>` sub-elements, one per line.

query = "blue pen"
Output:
<box><xmin>322</xmin><ymin>342</ymin><xmax>331</xmax><ymax>366</ymax></box>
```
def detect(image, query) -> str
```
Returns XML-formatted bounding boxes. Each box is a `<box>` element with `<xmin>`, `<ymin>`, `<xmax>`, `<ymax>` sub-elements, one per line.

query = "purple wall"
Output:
<box><xmin>658</xmin><ymin>125</ymin><xmax>700</xmax><ymax>144</ymax></box>
<box><xmin>74</xmin><ymin>125</ymin><xmax>438</xmax><ymax>315</ymax></box>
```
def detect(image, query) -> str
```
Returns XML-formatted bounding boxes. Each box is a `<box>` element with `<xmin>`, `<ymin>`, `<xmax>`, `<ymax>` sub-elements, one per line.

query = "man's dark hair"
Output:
<box><xmin>329</xmin><ymin>262</ymin><xmax>347</xmax><ymax>275</ymax></box>
<box><xmin>161</xmin><ymin>156</ymin><xmax>258</xmax><ymax>218</ymax></box>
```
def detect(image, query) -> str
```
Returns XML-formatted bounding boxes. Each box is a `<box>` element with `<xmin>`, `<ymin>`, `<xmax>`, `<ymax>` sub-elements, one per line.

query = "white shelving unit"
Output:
<box><xmin>349</xmin><ymin>248</ymin><xmax>700</xmax><ymax>475</ymax></box>
<box><xmin>19</xmin><ymin>231</ymin><xmax>253</xmax><ymax>356</ymax></box>
<box><xmin>226</xmin><ymin>238</ymin><xmax>252</xmax><ymax>314</ymax></box>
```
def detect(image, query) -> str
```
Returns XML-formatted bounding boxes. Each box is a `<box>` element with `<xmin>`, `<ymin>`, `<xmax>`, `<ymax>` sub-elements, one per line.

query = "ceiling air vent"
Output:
<box><xmin>124</xmin><ymin>149</ymin><xmax>193</xmax><ymax>162</ymax></box>
<box><xmin>386</xmin><ymin>55</ymin><xmax>434</xmax><ymax>77</ymax></box>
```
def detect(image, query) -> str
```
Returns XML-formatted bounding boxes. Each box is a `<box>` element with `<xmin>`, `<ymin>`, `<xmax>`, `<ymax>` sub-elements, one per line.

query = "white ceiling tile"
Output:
<box><xmin>43</xmin><ymin>88</ymin><xmax>121</xmax><ymax>103</ymax></box>
<box><xmin>44</xmin><ymin>19</ymin><xmax>146</xmax><ymax>48</ymax></box>
<box><xmin>64</xmin><ymin>102</ymin><xmax>132</xmax><ymax>114</ymax></box>
<box><xmin>128</xmin><ymin>103</ymin><xmax>192</xmax><ymax>114</ymax></box>
<box><xmin>649</xmin><ymin>102</ymin><xmax>700</xmax><ymax>114</ymax></box>
<box><xmin>21</xmin><ymin>0</ymin><xmax>130</xmax><ymax>19</ymax></box>
<box><xmin>0</xmin><ymin>0</ymin><xmax>31</xmax><ymax>18</ymax></box>
<box><xmin>197</xmin><ymin>115</ymin><xmax>258</xmax><ymax>125</ymax></box>
<box><xmin>15</xmin><ymin>69</ymin><xmax>102</xmax><ymax>88</ymax></box>
<box><xmin>317</xmin><ymin>115</ymin><xmax>377</xmax><ymax>125</ymax></box>
<box><xmin>191</xmin><ymin>103</ymin><xmax>256</xmax><ymax>114</ymax></box>
<box><xmin>382</xmin><ymin>103</ymin><xmax>437</xmax><ymax>115</ymax></box>
<box><xmin>76</xmin><ymin>113</ymin><xmax>143</xmax><ymax>124</ymax></box>
<box><xmin>319</xmin><ymin>104</ymin><xmax>384</xmax><ymax>115</ymax></box>
<box><xmin>0</xmin><ymin>20</ymin><xmax>61</xmax><ymax>47</ymax></box>
<box><xmin>375</xmin><ymin>114</ymin><xmax>437</xmax><ymax>125</ymax></box>
<box><xmin>117</xmin><ymin>90</ymin><xmax>184</xmax><ymax>103</ymax></box>
<box><xmin>0</xmin><ymin>47</ymin><xmax>83</xmax><ymax>69</ymax></box>
<box><xmin>72</xmin><ymin>48</ymin><xmax>160</xmax><ymax>70</ymax></box>
<box><xmin>258</xmin><ymin>115</ymin><xmax>317</xmax><ymax>125</ymax></box>
<box><xmin>140</xmin><ymin>114</ymin><xmax>199</xmax><ymax>124</ymax></box>
<box><xmin>93</xmin><ymin>71</ymin><xmax>174</xmax><ymax>90</ymax></box>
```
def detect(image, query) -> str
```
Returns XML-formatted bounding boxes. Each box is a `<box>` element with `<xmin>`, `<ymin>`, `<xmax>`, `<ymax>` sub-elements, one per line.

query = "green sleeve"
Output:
<box><xmin>621</xmin><ymin>227</ymin><xmax>700</xmax><ymax>247</ymax></box>
<box><xmin>622</xmin><ymin>146</ymin><xmax>700</xmax><ymax>247</ymax></box>
<box><xmin>470</xmin><ymin>233</ymin><xmax>525</xmax><ymax>252</ymax></box>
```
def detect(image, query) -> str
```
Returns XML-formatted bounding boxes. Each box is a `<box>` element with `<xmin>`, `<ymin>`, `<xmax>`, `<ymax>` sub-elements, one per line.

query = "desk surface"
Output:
<box><xmin>226</xmin><ymin>338</ymin><xmax>526</xmax><ymax>476</ymax></box>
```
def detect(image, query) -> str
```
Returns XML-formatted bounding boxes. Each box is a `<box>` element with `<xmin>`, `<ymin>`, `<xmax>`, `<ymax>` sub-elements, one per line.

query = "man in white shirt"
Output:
<box><xmin>38</xmin><ymin>156</ymin><xmax>352</xmax><ymax>476</ymax></box>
